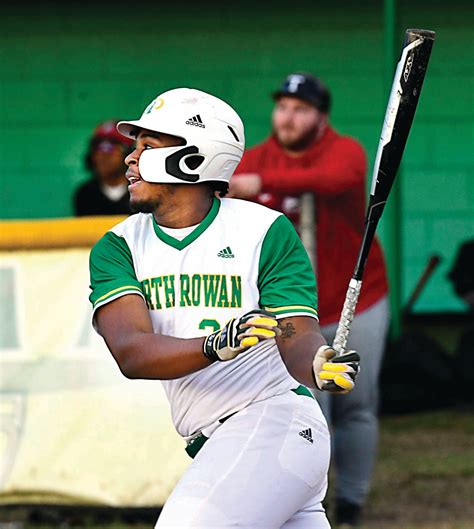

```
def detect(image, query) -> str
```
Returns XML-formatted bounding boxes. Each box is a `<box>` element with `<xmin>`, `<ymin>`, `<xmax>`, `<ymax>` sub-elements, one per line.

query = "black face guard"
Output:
<box><xmin>165</xmin><ymin>146</ymin><xmax>203</xmax><ymax>183</ymax></box>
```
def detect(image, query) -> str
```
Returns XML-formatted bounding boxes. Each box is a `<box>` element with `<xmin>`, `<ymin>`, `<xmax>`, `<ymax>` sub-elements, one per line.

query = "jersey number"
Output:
<box><xmin>198</xmin><ymin>319</ymin><xmax>220</xmax><ymax>333</ymax></box>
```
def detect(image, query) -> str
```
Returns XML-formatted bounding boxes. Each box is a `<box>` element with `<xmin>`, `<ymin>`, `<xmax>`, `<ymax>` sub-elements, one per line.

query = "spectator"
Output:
<box><xmin>448</xmin><ymin>239</ymin><xmax>474</xmax><ymax>310</ymax></box>
<box><xmin>229</xmin><ymin>71</ymin><xmax>390</xmax><ymax>527</ymax></box>
<box><xmin>447</xmin><ymin>239</ymin><xmax>474</xmax><ymax>404</ymax></box>
<box><xmin>74</xmin><ymin>120</ymin><xmax>134</xmax><ymax>216</ymax></box>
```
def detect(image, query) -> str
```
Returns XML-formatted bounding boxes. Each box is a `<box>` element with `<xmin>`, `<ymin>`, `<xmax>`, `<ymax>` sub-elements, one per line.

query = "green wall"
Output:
<box><xmin>396</xmin><ymin>2</ymin><xmax>473</xmax><ymax>314</ymax></box>
<box><xmin>1</xmin><ymin>1</ymin><xmax>472</xmax><ymax>315</ymax></box>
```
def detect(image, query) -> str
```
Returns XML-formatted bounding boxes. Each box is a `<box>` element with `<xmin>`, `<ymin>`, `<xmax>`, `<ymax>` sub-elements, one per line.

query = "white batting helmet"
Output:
<box><xmin>117</xmin><ymin>88</ymin><xmax>245</xmax><ymax>185</ymax></box>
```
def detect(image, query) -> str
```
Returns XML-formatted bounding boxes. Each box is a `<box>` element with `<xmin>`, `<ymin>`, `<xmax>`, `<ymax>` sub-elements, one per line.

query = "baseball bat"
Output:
<box><xmin>402</xmin><ymin>254</ymin><xmax>441</xmax><ymax>317</ymax></box>
<box><xmin>332</xmin><ymin>28</ymin><xmax>436</xmax><ymax>356</ymax></box>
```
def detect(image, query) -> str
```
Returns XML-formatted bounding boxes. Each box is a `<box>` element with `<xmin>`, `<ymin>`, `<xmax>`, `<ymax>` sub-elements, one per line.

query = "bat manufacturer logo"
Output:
<box><xmin>403</xmin><ymin>54</ymin><xmax>414</xmax><ymax>82</ymax></box>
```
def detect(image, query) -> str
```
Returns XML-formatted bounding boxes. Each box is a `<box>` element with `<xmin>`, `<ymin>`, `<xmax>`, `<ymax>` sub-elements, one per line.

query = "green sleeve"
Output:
<box><xmin>258</xmin><ymin>215</ymin><xmax>318</xmax><ymax>319</ymax></box>
<box><xmin>89</xmin><ymin>231</ymin><xmax>144</xmax><ymax>310</ymax></box>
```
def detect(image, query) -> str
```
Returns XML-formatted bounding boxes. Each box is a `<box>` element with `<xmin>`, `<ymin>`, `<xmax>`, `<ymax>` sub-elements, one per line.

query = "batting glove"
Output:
<box><xmin>203</xmin><ymin>310</ymin><xmax>280</xmax><ymax>362</ymax></box>
<box><xmin>312</xmin><ymin>345</ymin><xmax>360</xmax><ymax>394</ymax></box>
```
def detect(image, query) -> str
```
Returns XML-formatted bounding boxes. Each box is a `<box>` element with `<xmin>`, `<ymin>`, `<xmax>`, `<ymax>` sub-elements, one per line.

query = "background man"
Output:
<box><xmin>88</xmin><ymin>87</ymin><xmax>360</xmax><ymax>528</ymax></box>
<box><xmin>230</xmin><ymin>72</ymin><xmax>389</xmax><ymax>527</ymax></box>
<box><xmin>74</xmin><ymin>120</ymin><xmax>133</xmax><ymax>216</ymax></box>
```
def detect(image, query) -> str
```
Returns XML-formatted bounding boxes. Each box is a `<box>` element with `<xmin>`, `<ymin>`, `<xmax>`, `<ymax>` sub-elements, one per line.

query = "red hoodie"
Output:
<box><xmin>234</xmin><ymin>126</ymin><xmax>388</xmax><ymax>326</ymax></box>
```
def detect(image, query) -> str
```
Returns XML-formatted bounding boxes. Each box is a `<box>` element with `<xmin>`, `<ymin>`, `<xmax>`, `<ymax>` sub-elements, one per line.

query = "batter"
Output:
<box><xmin>89</xmin><ymin>87</ymin><xmax>360</xmax><ymax>528</ymax></box>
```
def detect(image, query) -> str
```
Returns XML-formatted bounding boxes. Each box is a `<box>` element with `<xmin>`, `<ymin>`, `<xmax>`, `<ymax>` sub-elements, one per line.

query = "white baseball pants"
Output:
<box><xmin>155</xmin><ymin>390</ymin><xmax>331</xmax><ymax>528</ymax></box>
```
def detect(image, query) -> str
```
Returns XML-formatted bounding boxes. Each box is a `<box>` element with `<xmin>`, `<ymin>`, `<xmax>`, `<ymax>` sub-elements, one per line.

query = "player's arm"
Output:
<box><xmin>95</xmin><ymin>295</ymin><xmax>279</xmax><ymax>380</ymax></box>
<box><xmin>276</xmin><ymin>315</ymin><xmax>325</xmax><ymax>388</ymax></box>
<box><xmin>258</xmin><ymin>215</ymin><xmax>359</xmax><ymax>393</ymax></box>
<box><xmin>90</xmin><ymin>231</ymin><xmax>278</xmax><ymax>380</ymax></box>
<box><xmin>90</xmin><ymin>231</ymin><xmax>209</xmax><ymax>379</ymax></box>
<box><xmin>95</xmin><ymin>294</ymin><xmax>210</xmax><ymax>379</ymax></box>
<box><xmin>96</xmin><ymin>296</ymin><xmax>279</xmax><ymax>380</ymax></box>
<box><xmin>276</xmin><ymin>316</ymin><xmax>360</xmax><ymax>393</ymax></box>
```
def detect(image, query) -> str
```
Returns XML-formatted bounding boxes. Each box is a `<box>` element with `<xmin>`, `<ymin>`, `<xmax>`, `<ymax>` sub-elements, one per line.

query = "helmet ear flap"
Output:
<box><xmin>165</xmin><ymin>146</ymin><xmax>201</xmax><ymax>182</ymax></box>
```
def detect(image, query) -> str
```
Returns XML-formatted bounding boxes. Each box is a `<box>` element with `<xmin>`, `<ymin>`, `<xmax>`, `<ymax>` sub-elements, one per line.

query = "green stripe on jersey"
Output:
<box><xmin>94</xmin><ymin>285</ymin><xmax>144</xmax><ymax>306</ymax></box>
<box><xmin>258</xmin><ymin>215</ymin><xmax>318</xmax><ymax>318</ymax></box>
<box><xmin>89</xmin><ymin>231</ymin><xmax>143</xmax><ymax>308</ymax></box>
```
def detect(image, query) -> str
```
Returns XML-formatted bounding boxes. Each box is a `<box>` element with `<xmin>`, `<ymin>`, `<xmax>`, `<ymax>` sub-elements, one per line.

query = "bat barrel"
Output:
<box><xmin>406</xmin><ymin>29</ymin><xmax>436</xmax><ymax>40</ymax></box>
<box><xmin>332</xmin><ymin>28</ymin><xmax>436</xmax><ymax>356</ymax></box>
<box><xmin>369</xmin><ymin>27</ymin><xmax>436</xmax><ymax>210</ymax></box>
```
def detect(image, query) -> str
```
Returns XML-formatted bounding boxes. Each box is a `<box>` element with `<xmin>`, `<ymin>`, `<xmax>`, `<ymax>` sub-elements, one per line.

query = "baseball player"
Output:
<box><xmin>89</xmin><ymin>87</ymin><xmax>360</xmax><ymax>528</ymax></box>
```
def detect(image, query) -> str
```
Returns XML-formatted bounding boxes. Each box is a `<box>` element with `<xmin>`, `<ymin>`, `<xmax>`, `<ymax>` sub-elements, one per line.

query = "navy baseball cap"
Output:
<box><xmin>272</xmin><ymin>72</ymin><xmax>331</xmax><ymax>113</ymax></box>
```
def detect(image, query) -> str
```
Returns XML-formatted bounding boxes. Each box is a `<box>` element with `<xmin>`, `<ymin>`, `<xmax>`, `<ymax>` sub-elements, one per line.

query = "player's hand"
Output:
<box><xmin>203</xmin><ymin>310</ymin><xmax>280</xmax><ymax>362</ymax></box>
<box><xmin>312</xmin><ymin>345</ymin><xmax>360</xmax><ymax>394</ymax></box>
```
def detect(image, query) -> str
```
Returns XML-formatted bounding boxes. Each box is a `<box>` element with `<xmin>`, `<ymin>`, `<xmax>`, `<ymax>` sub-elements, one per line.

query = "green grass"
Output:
<box><xmin>1</xmin><ymin>408</ymin><xmax>473</xmax><ymax>529</ymax></box>
<box><xmin>363</xmin><ymin>408</ymin><xmax>474</xmax><ymax>528</ymax></box>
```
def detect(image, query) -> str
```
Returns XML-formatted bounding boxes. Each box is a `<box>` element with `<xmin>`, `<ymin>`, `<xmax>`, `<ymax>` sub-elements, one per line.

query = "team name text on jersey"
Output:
<box><xmin>141</xmin><ymin>274</ymin><xmax>242</xmax><ymax>310</ymax></box>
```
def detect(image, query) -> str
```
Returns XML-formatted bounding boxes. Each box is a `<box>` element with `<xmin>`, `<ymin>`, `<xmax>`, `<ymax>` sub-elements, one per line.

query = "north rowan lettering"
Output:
<box><xmin>141</xmin><ymin>274</ymin><xmax>242</xmax><ymax>310</ymax></box>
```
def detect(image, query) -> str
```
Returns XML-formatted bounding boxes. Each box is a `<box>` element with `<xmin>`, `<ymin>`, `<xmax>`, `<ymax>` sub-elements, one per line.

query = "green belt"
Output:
<box><xmin>185</xmin><ymin>385</ymin><xmax>314</xmax><ymax>459</ymax></box>
<box><xmin>291</xmin><ymin>384</ymin><xmax>315</xmax><ymax>399</ymax></box>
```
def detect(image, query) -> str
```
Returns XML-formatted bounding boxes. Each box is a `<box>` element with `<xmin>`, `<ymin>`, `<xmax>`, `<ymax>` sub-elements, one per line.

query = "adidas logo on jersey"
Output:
<box><xmin>299</xmin><ymin>428</ymin><xmax>313</xmax><ymax>443</ymax></box>
<box><xmin>217</xmin><ymin>246</ymin><xmax>234</xmax><ymax>258</ymax></box>
<box><xmin>186</xmin><ymin>114</ymin><xmax>205</xmax><ymax>128</ymax></box>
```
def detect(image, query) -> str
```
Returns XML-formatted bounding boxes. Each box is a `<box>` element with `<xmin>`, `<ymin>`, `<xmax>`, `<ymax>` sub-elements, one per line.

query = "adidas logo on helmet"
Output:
<box><xmin>185</xmin><ymin>115</ymin><xmax>206</xmax><ymax>128</ymax></box>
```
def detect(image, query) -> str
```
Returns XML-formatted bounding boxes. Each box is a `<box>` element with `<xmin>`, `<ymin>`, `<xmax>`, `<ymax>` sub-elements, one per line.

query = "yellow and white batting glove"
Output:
<box><xmin>203</xmin><ymin>310</ymin><xmax>280</xmax><ymax>362</ymax></box>
<box><xmin>312</xmin><ymin>345</ymin><xmax>360</xmax><ymax>394</ymax></box>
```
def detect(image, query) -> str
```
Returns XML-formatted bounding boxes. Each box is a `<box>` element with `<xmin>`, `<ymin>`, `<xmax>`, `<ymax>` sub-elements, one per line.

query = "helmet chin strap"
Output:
<box><xmin>138</xmin><ymin>146</ymin><xmax>202</xmax><ymax>183</ymax></box>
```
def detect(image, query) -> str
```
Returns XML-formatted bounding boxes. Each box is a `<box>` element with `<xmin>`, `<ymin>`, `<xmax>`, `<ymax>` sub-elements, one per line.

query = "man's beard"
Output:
<box><xmin>129</xmin><ymin>183</ymin><xmax>177</xmax><ymax>214</ymax></box>
<box><xmin>273</xmin><ymin>122</ymin><xmax>320</xmax><ymax>152</ymax></box>
<box><xmin>130</xmin><ymin>198</ymin><xmax>159</xmax><ymax>213</ymax></box>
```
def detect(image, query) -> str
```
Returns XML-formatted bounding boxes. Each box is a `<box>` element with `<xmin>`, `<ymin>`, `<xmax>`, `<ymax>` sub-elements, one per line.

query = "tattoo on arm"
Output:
<box><xmin>278</xmin><ymin>321</ymin><xmax>296</xmax><ymax>340</ymax></box>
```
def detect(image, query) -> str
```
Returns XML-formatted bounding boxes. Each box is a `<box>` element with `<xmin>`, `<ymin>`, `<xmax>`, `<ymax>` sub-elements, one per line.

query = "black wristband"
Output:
<box><xmin>203</xmin><ymin>333</ymin><xmax>220</xmax><ymax>362</ymax></box>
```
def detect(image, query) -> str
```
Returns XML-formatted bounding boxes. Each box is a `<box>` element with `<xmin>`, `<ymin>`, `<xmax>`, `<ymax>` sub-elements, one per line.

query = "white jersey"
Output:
<box><xmin>89</xmin><ymin>198</ymin><xmax>319</xmax><ymax>438</ymax></box>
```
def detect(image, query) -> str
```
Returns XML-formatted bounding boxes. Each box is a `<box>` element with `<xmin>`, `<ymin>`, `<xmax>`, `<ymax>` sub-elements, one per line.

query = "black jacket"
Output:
<box><xmin>74</xmin><ymin>179</ymin><xmax>131</xmax><ymax>216</ymax></box>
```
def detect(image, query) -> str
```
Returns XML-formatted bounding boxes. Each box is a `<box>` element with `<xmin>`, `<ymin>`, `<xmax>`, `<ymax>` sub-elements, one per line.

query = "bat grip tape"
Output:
<box><xmin>332</xmin><ymin>279</ymin><xmax>362</xmax><ymax>355</ymax></box>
